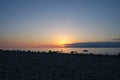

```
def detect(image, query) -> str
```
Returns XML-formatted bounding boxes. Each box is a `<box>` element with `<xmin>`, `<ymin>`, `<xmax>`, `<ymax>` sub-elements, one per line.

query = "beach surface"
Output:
<box><xmin>0</xmin><ymin>50</ymin><xmax>120</xmax><ymax>80</ymax></box>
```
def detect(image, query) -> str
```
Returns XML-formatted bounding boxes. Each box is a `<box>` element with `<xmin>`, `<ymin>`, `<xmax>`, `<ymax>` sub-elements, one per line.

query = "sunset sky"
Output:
<box><xmin>0</xmin><ymin>0</ymin><xmax>120</xmax><ymax>48</ymax></box>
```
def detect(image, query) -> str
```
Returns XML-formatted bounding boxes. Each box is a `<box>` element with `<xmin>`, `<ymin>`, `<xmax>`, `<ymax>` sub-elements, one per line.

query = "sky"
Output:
<box><xmin>0</xmin><ymin>0</ymin><xmax>120</xmax><ymax>48</ymax></box>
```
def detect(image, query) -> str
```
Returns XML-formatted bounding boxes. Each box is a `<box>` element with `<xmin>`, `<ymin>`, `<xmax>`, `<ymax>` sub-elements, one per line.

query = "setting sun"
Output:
<box><xmin>59</xmin><ymin>41</ymin><xmax>64</xmax><ymax>45</ymax></box>
<box><xmin>59</xmin><ymin>40</ymin><xmax>67</xmax><ymax>47</ymax></box>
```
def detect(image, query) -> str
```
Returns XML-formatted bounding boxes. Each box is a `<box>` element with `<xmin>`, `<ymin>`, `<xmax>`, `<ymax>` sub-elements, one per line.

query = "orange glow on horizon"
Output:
<box><xmin>58</xmin><ymin>39</ymin><xmax>68</xmax><ymax>48</ymax></box>
<box><xmin>0</xmin><ymin>35</ymin><xmax>74</xmax><ymax>48</ymax></box>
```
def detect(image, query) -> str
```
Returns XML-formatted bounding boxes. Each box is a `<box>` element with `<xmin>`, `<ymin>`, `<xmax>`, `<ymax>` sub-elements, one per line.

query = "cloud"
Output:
<box><xmin>112</xmin><ymin>38</ymin><xmax>120</xmax><ymax>40</ymax></box>
<box><xmin>64</xmin><ymin>42</ymin><xmax>120</xmax><ymax>48</ymax></box>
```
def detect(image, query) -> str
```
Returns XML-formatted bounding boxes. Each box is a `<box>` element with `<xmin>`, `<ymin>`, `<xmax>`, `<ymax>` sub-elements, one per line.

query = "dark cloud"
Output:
<box><xmin>65</xmin><ymin>42</ymin><xmax>120</xmax><ymax>48</ymax></box>
<box><xmin>112</xmin><ymin>38</ymin><xmax>120</xmax><ymax>40</ymax></box>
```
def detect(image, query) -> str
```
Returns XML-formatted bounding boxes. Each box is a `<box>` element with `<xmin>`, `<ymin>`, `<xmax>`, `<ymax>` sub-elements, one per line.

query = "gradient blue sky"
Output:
<box><xmin>0</xmin><ymin>0</ymin><xmax>120</xmax><ymax>48</ymax></box>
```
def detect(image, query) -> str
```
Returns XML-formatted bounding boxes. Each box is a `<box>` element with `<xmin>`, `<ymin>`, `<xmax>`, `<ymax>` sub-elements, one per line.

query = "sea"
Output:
<box><xmin>2</xmin><ymin>48</ymin><xmax>120</xmax><ymax>55</ymax></box>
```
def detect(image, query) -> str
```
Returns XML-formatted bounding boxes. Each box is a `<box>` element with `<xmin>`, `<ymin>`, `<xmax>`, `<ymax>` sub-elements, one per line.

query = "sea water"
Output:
<box><xmin>2</xmin><ymin>48</ymin><xmax>120</xmax><ymax>55</ymax></box>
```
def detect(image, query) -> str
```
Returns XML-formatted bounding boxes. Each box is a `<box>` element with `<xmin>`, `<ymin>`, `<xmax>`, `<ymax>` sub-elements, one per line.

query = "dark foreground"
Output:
<box><xmin>0</xmin><ymin>50</ymin><xmax>120</xmax><ymax>80</ymax></box>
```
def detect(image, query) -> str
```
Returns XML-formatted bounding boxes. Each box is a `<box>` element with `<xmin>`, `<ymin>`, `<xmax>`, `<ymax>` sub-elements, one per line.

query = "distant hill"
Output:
<box><xmin>65</xmin><ymin>42</ymin><xmax>120</xmax><ymax>48</ymax></box>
